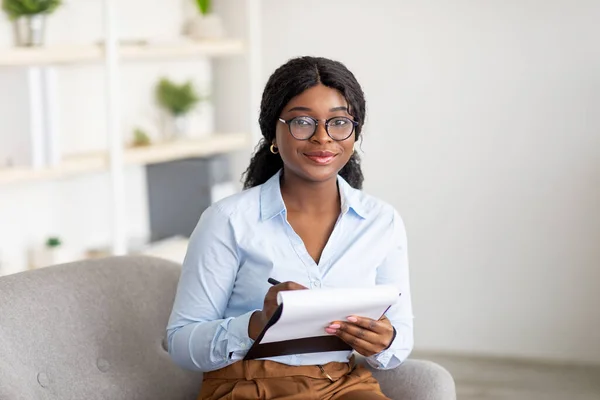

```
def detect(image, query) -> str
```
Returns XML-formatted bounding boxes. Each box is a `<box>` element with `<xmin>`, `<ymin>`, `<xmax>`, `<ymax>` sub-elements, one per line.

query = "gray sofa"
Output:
<box><xmin>0</xmin><ymin>256</ymin><xmax>455</xmax><ymax>400</ymax></box>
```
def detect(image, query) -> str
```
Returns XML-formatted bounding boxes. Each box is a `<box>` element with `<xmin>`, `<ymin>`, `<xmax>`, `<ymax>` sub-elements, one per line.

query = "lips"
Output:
<box><xmin>303</xmin><ymin>151</ymin><xmax>338</xmax><ymax>165</ymax></box>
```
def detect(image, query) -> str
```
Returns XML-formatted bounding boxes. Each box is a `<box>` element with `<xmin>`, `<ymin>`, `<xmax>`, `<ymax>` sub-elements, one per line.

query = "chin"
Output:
<box><xmin>297</xmin><ymin>164</ymin><xmax>342</xmax><ymax>183</ymax></box>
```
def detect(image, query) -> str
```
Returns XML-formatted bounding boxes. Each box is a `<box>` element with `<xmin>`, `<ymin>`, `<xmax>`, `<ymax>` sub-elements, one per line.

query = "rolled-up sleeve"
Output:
<box><xmin>366</xmin><ymin>209</ymin><xmax>414</xmax><ymax>370</ymax></box>
<box><xmin>166</xmin><ymin>205</ymin><xmax>256</xmax><ymax>372</ymax></box>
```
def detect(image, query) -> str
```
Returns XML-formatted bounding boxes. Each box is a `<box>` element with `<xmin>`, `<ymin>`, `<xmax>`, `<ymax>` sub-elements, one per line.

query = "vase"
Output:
<box><xmin>170</xmin><ymin>114</ymin><xmax>189</xmax><ymax>140</ymax></box>
<box><xmin>185</xmin><ymin>14</ymin><xmax>225</xmax><ymax>40</ymax></box>
<box><xmin>30</xmin><ymin>246</ymin><xmax>78</xmax><ymax>269</ymax></box>
<box><xmin>13</xmin><ymin>14</ymin><xmax>46</xmax><ymax>47</ymax></box>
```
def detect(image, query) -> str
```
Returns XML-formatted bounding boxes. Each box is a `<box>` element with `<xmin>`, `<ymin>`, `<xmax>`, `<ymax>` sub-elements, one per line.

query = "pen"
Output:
<box><xmin>267</xmin><ymin>278</ymin><xmax>281</xmax><ymax>286</ymax></box>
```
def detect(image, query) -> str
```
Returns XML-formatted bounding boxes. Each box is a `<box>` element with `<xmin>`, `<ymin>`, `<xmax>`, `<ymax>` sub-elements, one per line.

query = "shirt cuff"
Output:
<box><xmin>223</xmin><ymin>310</ymin><xmax>258</xmax><ymax>361</ymax></box>
<box><xmin>366</xmin><ymin>328</ymin><xmax>401</xmax><ymax>370</ymax></box>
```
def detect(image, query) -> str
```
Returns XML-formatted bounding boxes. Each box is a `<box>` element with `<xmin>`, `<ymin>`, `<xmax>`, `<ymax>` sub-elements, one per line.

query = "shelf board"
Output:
<box><xmin>0</xmin><ymin>133</ymin><xmax>249</xmax><ymax>185</ymax></box>
<box><xmin>123</xmin><ymin>132</ymin><xmax>249</xmax><ymax>165</ymax></box>
<box><xmin>0</xmin><ymin>39</ymin><xmax>244</xmax><ymax>67</ymax></box>
<box><xmin>0</xmin><ymin>154</ymin><xmax>106</xmax><ymax>186</ymax></box>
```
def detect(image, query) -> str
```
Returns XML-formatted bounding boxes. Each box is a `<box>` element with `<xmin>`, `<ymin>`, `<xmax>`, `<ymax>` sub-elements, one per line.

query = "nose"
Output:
<box><xmin>310</xmin><ymin>122</ymin><xmax>331</xmax><ymax>144</ymax></box>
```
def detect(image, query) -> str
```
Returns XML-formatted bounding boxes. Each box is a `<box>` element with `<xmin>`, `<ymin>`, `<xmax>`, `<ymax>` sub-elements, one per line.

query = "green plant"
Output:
<box><xmin>132</xmin><ymin>127</ymin><xmax>151</xmax><ymax>147</ymax></box>
<box><xmin>2</xmin><ymin>0</ymin><xmax>62</xmax><ymax>20</ymax></box>
<box><xmin>45</xmin><ymin>237</ymin><xmax>62</xmax><ymax>248</ymax></box>
<box><xmin>195</xmin><ymin>0</ymin><xmax>211</xmax><ymax>15</ymax></box>
<box><xmin>156</xmin><ymin>78</ymin><xmax>201</xmax><ymax>116</ymax></box>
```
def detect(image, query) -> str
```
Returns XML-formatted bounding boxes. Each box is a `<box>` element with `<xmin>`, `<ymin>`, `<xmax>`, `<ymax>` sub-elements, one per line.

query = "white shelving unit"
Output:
<box><xmin>0</xmin><ymin>0</ymin><xmax>262</xmax><ymax>266</ymax></box>
<box><xmin>0</xmin><ymin>40</ymin><xmax>245</xmax><ymax>66</ymax></box>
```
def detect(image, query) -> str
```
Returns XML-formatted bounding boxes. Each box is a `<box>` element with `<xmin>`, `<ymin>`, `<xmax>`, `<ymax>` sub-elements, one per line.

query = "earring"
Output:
<box><xmin>270</xmin><ymin>144</ymin><xmax>279</xmax><ymax>154</ymax></box>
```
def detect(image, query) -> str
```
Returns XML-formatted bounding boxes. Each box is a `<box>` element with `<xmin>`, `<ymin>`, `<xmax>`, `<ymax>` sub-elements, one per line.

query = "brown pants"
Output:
<box><xmin>198</xmin><ymin>357</ymin><xmax>390</xmax><ymax>400</ymax></box>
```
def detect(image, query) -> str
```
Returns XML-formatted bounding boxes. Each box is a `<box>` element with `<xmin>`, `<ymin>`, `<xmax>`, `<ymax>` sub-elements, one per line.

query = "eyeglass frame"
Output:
<box><xmin>278</xmin><ymin>116</ymin><xmax>359</xmax><ymax>141</ymax></box>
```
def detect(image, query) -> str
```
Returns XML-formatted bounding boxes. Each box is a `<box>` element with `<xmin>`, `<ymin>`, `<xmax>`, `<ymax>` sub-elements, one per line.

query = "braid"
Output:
<box><xmin>242</xmin><ymin>56</ymin><xmax>366</xmax><ymax>190</ymax></box>
<box><xmin>339</xmin><ymin>152</ymin><xmax>363</xmax><ymax>190</ymax></box>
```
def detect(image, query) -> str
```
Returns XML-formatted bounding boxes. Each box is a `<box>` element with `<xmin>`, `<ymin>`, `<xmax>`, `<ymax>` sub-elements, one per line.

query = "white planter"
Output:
<box><xmin>30</xmin><ymin>246</ymin><xmax>78</xmax><ymax>269</ymax></box>
<box><xmin>185</xmin><ymin>14</ymin><xmax>225</xmax><ymax>40</ymax></box>
<box><xmin>13</xmin><ymin>14</ymin><xmax>46</xmax><ymax>47</ymax></box>
<box><xmin>163</xmin><ymin>114</ymin><xmax>190</xmax><ymax>141</ymax></box>
<box><xmin>173</xmin><ymin>115</ymin><xmax>188</xmax><ymax>138</ymax></box>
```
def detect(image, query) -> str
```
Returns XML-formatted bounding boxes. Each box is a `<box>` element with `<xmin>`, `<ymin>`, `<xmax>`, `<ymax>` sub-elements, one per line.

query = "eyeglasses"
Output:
<box><xmin>278</xmin><ymin>116</ymin><xmax>358</xmax><ymax>141</ymax></box>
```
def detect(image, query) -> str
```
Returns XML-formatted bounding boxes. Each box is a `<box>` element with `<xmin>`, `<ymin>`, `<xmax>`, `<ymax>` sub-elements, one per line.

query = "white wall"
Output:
<box><xmin>261</xmin><ymin>0</ymin><xmax>600</xmax><ymax>364</ymax></box>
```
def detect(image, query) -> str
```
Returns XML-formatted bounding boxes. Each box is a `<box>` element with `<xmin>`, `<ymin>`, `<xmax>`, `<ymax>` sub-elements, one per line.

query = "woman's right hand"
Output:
<box><xmin>248</xmin><ymin>281</ymin><xmax>307</xmax><ymax>340</ymax></box>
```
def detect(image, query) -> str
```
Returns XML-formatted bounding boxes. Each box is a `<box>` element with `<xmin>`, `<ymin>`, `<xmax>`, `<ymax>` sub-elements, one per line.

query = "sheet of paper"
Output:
<box><xmin>260</xmin><ymin>285</ymin><xmax>399</xmax><ymax>344</ymax></box>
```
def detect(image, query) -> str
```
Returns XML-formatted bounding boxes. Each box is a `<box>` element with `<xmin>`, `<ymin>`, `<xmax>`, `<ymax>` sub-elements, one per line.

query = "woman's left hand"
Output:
<box><xmin>325</xmin><ymin>315</ymin><xmax>395</xmax><ymax>357</ymax></box>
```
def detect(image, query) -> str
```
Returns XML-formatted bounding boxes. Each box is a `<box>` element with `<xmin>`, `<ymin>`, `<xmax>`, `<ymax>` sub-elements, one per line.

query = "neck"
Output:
<box><xmin>280</xmin><ymin>169</ymin><xmax>340</xmax><ymax>214</ymax></box>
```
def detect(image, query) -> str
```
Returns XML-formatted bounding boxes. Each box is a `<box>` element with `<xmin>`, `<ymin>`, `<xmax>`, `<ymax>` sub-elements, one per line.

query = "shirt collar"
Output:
<box><xmin>337</xmin><ymin>175</ymin><xmax>367</xmax><ymax>219</ymax></box>
<box><xmin>260</xmin><ymin>170</ymin><xmax>367</xmax><ymax>221</ymax></box>
<box><xmin>260</xmin><ymin>171</ymin><xmax>286</xmax><ymax>221</ymax></box>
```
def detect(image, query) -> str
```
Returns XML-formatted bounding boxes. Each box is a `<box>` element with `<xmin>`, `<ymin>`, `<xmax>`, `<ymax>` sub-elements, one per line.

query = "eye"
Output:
<box><xmin>330</xmin><ymin>117</ymin><xmax>349</xmax><ymax>126</ymax></box>
<box><xmin>291</xmin><ymin>117</ymin><xmax>313</xmax><ymax>127</ymax></box>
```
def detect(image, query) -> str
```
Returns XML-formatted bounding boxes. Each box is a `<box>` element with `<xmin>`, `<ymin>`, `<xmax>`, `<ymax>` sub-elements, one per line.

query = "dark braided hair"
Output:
<box><xmin>242</xmin><ymin>56</ymin><xmax>366</xmax><ymax>190</ymax></box>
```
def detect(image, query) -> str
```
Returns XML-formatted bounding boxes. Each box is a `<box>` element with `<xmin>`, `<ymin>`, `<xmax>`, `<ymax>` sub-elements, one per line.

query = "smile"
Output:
<box><xmin>303</xmin><ymin>151</ymin><xmax>338</xmax><ymax>165</ymax></box>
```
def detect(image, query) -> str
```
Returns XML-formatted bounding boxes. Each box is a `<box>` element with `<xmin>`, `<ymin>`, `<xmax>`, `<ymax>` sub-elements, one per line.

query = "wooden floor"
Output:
<box><xmin>413</xmin><ymin>352</ymin><xmax>600</xmax><ymax>400</ymax></box>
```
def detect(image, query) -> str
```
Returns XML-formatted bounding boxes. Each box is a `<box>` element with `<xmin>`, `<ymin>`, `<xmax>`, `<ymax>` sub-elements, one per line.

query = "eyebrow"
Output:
<box><xmin>287</xmin><ymin>106</ymin><xmax>349</xmax><ymax>112</ymax></box>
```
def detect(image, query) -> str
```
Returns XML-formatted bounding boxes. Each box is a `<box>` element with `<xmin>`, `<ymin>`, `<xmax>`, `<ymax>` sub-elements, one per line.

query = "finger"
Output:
<box><xmin>276</xmin><ymin>281</ymin><xmax>308</xmax><ymax>291</ymax></box>
<box><xmin>331</xmin><ymin>321</ymin><xmax>390</xmax><ymax>349</ymax></box>
<box><xmin>327</xmin><ymin>321</ymin><xmax>378</xmax><ymax>341</ymax></box>
<box><xmin>344</xmin><ymin>315</ymin><xmax>392</xmax><ymax>334</ymax></box>
<box><xmin>266</xmin><ymin>282</ymin><xmax>305</xmax><ymax>298</ymax></box>
<box><xmin>334</xmin><ymin>328</ymin><xmax>380</xmax><ymax>355</ymax></box>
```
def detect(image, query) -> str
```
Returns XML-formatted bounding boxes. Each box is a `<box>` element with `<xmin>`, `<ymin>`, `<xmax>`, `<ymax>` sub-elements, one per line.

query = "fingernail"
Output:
<box><xmin>329</xmin><ymin>324</ymin><xmax>341</xmax><ymax>329</ymax></box>
<box><xmin>347</xmin><ymin>316</ymin><xmax>358</xmax><ymax>323</ymax></box>
<box><xmin>325</xmin><ymin>328</ymin><xmax>337</xmax><ymax>334</ymax></box>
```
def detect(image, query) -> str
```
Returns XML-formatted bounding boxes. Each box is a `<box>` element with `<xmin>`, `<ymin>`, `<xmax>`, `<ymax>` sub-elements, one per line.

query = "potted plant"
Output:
<box><xmin>2</xmin><ymin>0</ymin><xmax>62</xmax><ymax>47</ymax></box>
<box><xmin>131</xmin><ymin>127</ymin><xmax>152</xmax><ymax>147</ymax></box>
<box><xmin>185</xmin><ymin>0</ymin><xmax>225</xmax><ymax>40</ymax></box>
<box><xmin>155</xmin><ymin>77</ymin><xmax>204</xmax><ymax>139</ymax></box>
<box><xmin>30</xmin><ymin>236</ymin><xmax>78</xmax><ymax>269</ymax></box>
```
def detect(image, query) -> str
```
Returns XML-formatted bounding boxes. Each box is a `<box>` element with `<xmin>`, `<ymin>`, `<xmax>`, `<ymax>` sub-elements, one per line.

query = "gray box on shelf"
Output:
<box><xmin>146</xmin><ymin>155</ymin><xmax>232</xmax><ymax>242</ymax></box>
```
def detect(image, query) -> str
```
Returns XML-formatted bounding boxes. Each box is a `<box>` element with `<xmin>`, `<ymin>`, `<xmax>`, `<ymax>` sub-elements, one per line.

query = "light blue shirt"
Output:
<box><xmin>167</xmin><ymin>171</ymin><xmax>414</xmax><ymax>372</ymax></box>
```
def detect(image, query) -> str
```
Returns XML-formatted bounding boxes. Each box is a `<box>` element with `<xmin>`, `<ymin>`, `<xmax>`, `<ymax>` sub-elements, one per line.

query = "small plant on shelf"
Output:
<box><xmin>155</xmin><ymin>77</ymin><xmax>208</xmax><ymax>140</ymax></box>
<box><xmin>2</xmin><ymin>0</ymin><xmax>62</xmax><ymax>20</ymax></box>
<box><xmin>195</xmin><ymin>0</ymin><xmax>211</xmax><ymax>15</ymax></box>
<box><xmin>131</xmin><ymin>127</ymin><xmax>152</xmax><ymax>147</ymax></box>
<box><xmin>156</xmin><ymin>78</ymin><xmax>201</xmax><ymax>117</ymax></box>
<box><xmin>45</xmin><ymin>236</ymin><xmax>62</xmax><ymax>248</ymax></box>
<box><xmin>185</xmin><ymin>0</ymin><xmax>224</xmax><ymax>40</ymax></box>
<box><xmin>2</xmin><ymin>0</ymin><xmax>62</xmax><ymax>46</ymax></box>
<box><xmin>31</xmin><ymin>235</ymin><xmax>77</xmax><ymax>269</ymax></box>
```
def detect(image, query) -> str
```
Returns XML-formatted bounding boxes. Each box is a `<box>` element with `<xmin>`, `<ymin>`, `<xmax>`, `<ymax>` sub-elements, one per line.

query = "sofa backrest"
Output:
<box><xmin>0</xmin><ymin>256</ymin><xmax>202</xmax><ymax>400</ymax></box>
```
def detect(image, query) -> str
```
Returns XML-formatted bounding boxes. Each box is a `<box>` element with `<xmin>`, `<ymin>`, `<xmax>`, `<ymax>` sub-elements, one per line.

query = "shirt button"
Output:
<box><xmin>313</xmin><ymin>280</ymin><xmax>321</xmax><ymax>288</ymax></box>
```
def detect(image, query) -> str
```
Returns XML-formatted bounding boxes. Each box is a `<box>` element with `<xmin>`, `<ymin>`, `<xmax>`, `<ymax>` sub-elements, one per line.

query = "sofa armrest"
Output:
<box><xmin>361</xmin><ymin>358</ymin><xmax>456</xmax><ymax>400</ymax></box>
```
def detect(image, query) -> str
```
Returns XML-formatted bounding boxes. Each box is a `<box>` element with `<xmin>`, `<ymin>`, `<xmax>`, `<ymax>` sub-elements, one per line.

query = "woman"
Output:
<box><xmin>167</xmin><ymin>56</ymin><xmax>413</xmax><ymax>400</ymax></box>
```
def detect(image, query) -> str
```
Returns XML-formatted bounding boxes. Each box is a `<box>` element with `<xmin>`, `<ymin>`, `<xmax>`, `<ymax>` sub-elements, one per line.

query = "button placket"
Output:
<box><xmin>282</xmin><ymin>214</ymin><xmax>318</xmax><ymax>286</ymax></box>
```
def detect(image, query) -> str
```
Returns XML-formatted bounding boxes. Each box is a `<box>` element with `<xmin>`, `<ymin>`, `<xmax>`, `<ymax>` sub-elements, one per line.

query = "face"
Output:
<box><xmin>274</xmin><ymin>84</ymin><xmax>356</xmax><ymax>184</ymax></box>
